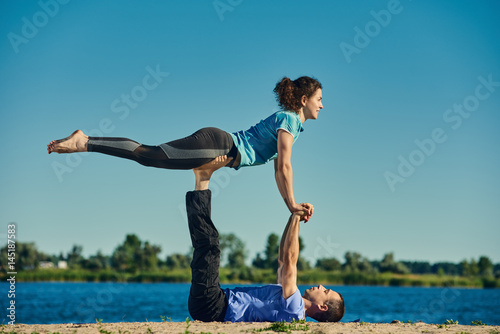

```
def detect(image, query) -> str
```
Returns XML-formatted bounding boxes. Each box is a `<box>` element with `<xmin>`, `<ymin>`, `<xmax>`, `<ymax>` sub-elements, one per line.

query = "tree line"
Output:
<box><xmin>1</xmin><ymin>233</ymin><xmax>499</xmax><ymax>280</ymax></box>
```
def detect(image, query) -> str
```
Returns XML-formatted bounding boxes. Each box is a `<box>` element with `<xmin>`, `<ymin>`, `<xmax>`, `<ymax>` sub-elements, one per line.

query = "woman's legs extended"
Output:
<box><xmin>48</xmin><ymin>128</ymin><xmax>238</xmax><ymax>170</ymax></box>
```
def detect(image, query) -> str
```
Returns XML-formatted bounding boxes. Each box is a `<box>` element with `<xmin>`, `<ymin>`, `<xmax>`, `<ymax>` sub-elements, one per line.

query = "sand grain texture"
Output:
<box><xmin>3</xmin><ymin>321</ymin><xmax>499</xmax><ymax>334</ymax></box>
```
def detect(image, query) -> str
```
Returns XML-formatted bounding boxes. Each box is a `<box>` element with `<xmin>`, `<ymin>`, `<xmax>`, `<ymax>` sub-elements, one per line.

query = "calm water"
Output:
<box><xmin>1</xmin><ymin>282</ymin><xmax>499</xmax><ymax>325</ymax></box>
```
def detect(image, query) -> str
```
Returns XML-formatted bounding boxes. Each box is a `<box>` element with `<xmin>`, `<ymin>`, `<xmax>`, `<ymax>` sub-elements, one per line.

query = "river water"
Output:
<box><xmin>1</xmin><ymin>282</ymin><xmax>499</xmax><ymax>325</ymax></box>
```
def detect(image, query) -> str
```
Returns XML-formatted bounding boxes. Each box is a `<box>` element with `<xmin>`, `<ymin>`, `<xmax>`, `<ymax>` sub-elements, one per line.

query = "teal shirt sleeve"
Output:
<box><xmin>275</xmin><ymin>112</ymin><xmax>303</xmax><ymax>139</ymax></box>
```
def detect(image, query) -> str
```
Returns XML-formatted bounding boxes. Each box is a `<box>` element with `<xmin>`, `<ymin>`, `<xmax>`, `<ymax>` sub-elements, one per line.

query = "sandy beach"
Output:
<box><xmin>4</xmin><ymin>321</ymin><xmax>498</xmax><ymax>334</ymax></box>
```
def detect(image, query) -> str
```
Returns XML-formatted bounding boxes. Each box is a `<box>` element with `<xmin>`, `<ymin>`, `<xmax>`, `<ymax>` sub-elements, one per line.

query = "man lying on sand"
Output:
<box><xmin>187</xmin><ymin>157</ymin><xmax>345</xmax><ymax>322</ymax></box>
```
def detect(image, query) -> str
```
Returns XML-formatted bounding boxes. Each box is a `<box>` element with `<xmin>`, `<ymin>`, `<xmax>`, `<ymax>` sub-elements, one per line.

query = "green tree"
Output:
<box><xmin>297</xmin><ymin>257</ymin><xmax>311</xmax><ymax>271</ymax></box>
<box><xmin>343</xmin><ymin>251</ymin><xmax>373</xmax><ymax>273</ymax></box>
<box><xmin>297</xmin><ymin>236</ymin><xmax>310</xmax><ymax>271</ymax></box>
<box><xmin>19</xmin><ymin>242</ymin><xmax>40</xmax><ymax>269</ymax></box>
<box><xmin>113</xmin><ymin>234</ymin><xmax>141</xmax><ymax>272</ymax></box>
<box><xmin>343</xmin><ymin>251</ymin><xmax>362</xmax><ymax>272</ymax></box>
<box><xmin>494</xmin><ymin>263</ymin><xmax>500</xmax><ymax>278</ymax></box>
<box><xmin>220</xmin><ymin>233</ymin><xmax>248</xmax><ymax>269</ymax></box>
<box><xmin>459</xmin><ymin>259</ymin><xmax>470</xmax><ymax>276</ymax></box>
<box><xmin>316</xmin><ymin>258</ymin><xmax>342</xmax><ymax>271</ymax></box>
<box><xmin>140</xmin><ymin>241</ymin><xmax>162</xmax><ymax>271</ymax></box>
<box><xmin>67</xmin><ymin>245</ymin><xmax>84</xmax><ymax>269</ymax></box>
<box><xmin>264</xmin><ymin>233</ymin><xmax>280</xmax><ymax>269</ymax></box>
<box><xmin>111</xmin><ymin>234</ymin><xmax>161</xmax><ymax>273</ymax></box>
<box><xmin>252</xmin><ymin>253</ymin><xmax>266</xmax><ymax>268</ymax></box>
<box><xmin>83</xmin><ymin>250</ymin><xmax>110</xmax><ymax>271</ymax></box>
<box><xmin>478</xmin><ymin>256</ymin><xmax>493</xmax><ymax>277</ymax></box>
<box><xmin>358</xmin><ymin>258</ymin><xmax>373</xmax><ymax>273</ymax></box>
<box><xmin>252</xmin><ymin>233</ymin><xmax>279</xmax><ymax>270</ymax></box>
<box><xmin>431</xmin><ymin>262</ymin><xmax>459</xmax><ymax>276</ymax></box>
<box><xmin>165</xmin><ymin>253</ymin><xmax>191</xmax><ymax>269</ymax></box>
<box><xmin>469</xmin><ymin>259</ymin><xmax>479</xmax><ymax>276</ymax></box>
<box><xmin>1</xmin><ymin>241</ymin><xmax>40</xmax><ymax>270</ymax></box>
<box><xmin>379</xmin><ymin>252</ymin><xmax>409</xmax><ymax>274</ymax></box>
<box><xmin>253</xmin><ymin>234</ymin><xmax>310</xmax><ymax>271</ymax></box>
<box><xmin>401</xmin><ymin>261</ymin><xmax>431</xmax><ymax>274</ymax></box>
<box><xmin>460</xmin><ymin>258</ymin><xmax>480</xmax><ymax>277</ymax></box>
<box><xmin>37</xmin><ymin>250</ymin><xmax>58</xmax><ymax>264</ymax></box>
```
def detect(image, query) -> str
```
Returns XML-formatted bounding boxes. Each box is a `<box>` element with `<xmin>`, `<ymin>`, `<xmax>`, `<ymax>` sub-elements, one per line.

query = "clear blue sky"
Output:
<box><xmin>1</xmin><ymin>0</ymin><xmax>499</xmax><ymax>265</ymax></box>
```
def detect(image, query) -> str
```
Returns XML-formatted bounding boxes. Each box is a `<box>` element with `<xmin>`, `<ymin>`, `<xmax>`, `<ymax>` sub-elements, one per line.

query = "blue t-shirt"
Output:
<box><xmin>223</xmin><ymin>284</ymin><xmax>305</xmax><ymax>322</ymax></box>
<box><xmin>230</xmin><ymin>111</ymin><xmax>304</xmax><ymax>169</ymax></box>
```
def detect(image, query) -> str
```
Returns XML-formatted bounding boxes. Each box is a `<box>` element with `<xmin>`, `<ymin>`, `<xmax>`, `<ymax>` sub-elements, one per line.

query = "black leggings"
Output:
<box><xmin>86</xmin><ymin>127</ymin><xmax>238</xmax><ymax>170</ymax></box>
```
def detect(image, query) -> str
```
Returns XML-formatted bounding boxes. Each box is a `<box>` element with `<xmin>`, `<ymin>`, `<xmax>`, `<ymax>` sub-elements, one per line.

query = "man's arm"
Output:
<box><xmin>277</xmin><ymin>215</ymin><xmax>294</xmax><ymax>285</ymax></box>
<box><xmin>280</xmin><ymin>213</ymin><xmax>301</xmax><ymax>299</ymax></box>
<box><xmin>277</xmin><ymin>203</ymin><xmax>312</xmax><ymax>285</ymax></box>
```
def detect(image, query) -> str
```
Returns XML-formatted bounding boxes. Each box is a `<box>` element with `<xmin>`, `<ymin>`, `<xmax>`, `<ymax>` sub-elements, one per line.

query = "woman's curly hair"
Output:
<box><xmin>273</xmin><ymin>76</ymin><xmax>322</xmax><ymax>113</ymax></box>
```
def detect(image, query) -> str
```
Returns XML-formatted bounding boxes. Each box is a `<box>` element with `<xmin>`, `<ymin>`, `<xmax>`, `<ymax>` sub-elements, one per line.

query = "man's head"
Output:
<box><xmin>303</xmin><ymin>285</ymin><xmax>345</xmax><ymax>322</ymax></box>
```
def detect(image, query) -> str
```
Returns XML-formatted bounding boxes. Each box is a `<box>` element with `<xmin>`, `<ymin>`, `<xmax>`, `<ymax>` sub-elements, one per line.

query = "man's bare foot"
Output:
<box><xmin>47</xmin><ymin>130</ymin><xmax>89</xmax><ymax>154</ymax></box>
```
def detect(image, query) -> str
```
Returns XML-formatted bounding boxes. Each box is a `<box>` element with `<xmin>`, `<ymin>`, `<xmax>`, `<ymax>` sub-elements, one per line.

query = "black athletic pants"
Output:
<box><xmin>86</xmin><ymin>127</ymin><xmax>238</xmax><ymax>169</ymax></box>
<box><xmin>186</xmin><ymin>190</ymin><xmax>228</xmax><ymax>322</ymax></box>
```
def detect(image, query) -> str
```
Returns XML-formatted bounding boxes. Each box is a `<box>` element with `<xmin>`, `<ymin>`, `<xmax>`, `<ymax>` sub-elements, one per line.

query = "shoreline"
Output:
<box><xmin>4</xmin><ymin>276</ymin><xmax>500</xmax><ymax>289</ymax></box>
<box><xmin>8</xmin><ymin>280</ymin><xmax>497</xmax><ymax>288</ymax></box>
<box><xmin>4</xmin><ymin>321</ymin><xmax>499</xmax><ymax>334</ymax></box>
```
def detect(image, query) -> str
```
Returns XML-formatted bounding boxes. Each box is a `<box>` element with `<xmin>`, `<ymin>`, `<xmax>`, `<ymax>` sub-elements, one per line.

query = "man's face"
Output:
<box><xmin>303</xmin><ymin>285</ymin><xmax>340</xmax><ymax>306</ymax></box>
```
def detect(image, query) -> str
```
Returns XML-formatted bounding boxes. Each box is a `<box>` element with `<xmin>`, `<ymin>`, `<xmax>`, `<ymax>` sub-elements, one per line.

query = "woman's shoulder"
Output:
<box><xmin>273</xmin><ymin>110</ymin><xmax>300</xmax><ymax>122</ymax></box>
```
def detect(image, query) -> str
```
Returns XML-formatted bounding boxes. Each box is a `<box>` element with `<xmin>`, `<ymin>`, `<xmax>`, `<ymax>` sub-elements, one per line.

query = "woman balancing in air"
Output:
<box><xmin>47</xmin><ymin>76</ymin><xmax>323</xmax><ymax>215</ymax></box>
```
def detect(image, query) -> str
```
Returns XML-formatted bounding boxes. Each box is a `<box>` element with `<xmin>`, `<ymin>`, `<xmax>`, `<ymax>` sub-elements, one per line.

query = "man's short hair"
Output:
<box><xmin>311</xmin><ymin>292</ymin><xmax>345</xmax><ymax>322</ymax></box>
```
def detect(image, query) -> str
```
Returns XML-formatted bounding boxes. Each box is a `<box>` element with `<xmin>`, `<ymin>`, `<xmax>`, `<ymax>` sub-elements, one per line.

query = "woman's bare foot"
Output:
<box><xmin>47</xmin><ymin>130</ymin><xmax>89</xmax><ymax>154</ymax></box>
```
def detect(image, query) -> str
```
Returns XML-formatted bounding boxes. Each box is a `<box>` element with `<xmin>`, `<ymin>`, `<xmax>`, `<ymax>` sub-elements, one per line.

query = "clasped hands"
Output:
<box><xmin>292</xmin><ymin>203</ymin><xmax>314</xmax><ymax>222</ymax></box>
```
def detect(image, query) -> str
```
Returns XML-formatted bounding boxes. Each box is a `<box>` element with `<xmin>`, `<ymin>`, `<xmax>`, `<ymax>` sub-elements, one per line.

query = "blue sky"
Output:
<box><xmin>1</xmin><ymin>0</ymin><xmax>499</xmax><ymax>266</ymax></box>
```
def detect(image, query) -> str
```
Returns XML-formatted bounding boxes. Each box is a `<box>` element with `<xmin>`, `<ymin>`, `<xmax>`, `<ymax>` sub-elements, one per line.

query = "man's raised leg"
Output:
<box><xmin>186</xmin><ymin>158</ymin><xmax>230</xmax><ymax>322</ymax></box>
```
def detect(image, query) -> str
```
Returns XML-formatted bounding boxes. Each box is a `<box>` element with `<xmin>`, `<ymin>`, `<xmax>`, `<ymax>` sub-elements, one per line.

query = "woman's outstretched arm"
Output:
<box><xmin>274</xmin><ymin>130</ymin><xmax>312</xmax><ymax>216</ymax></box>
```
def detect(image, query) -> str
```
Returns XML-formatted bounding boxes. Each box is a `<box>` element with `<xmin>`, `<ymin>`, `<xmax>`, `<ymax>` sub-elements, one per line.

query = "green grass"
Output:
<box><xmin>160</xmin><ymin>315</ymin><xmax>172</xmax><ymax>322</ymax></box>
<box><xmin>445</xmin><ymin>319</ymin><xmax>459</xmax><ymax>325</ymax></box>
<box><xmin>96</xmin><ymin>318</ymin><xmax>115</xmax><ymax>334</ymax></box>
<box><xmin>471</xmin><ymin>320</ymin><xmax>487</xmax><ymax>326</ymax></box>
<box><xmin>184</xmin><ymin>317</ymin><xmax>191</xmax><ymax>334</ymax></box>
<box><xmin>252</xmin><ymin>320</ymin><xmax>310</xmax><ymax>333</ymax></box>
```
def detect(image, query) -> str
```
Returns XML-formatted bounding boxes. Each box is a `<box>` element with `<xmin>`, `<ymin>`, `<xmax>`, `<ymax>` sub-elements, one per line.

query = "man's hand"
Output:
<box><xmin>193</xmin><ymin>155</ymin><xmax>233</xmax><ymax>191</ymax></box>
<box><xmin>195</xmin><ymin>155</ymin><xmax>233</xmax><ymax>170</ymax></box>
